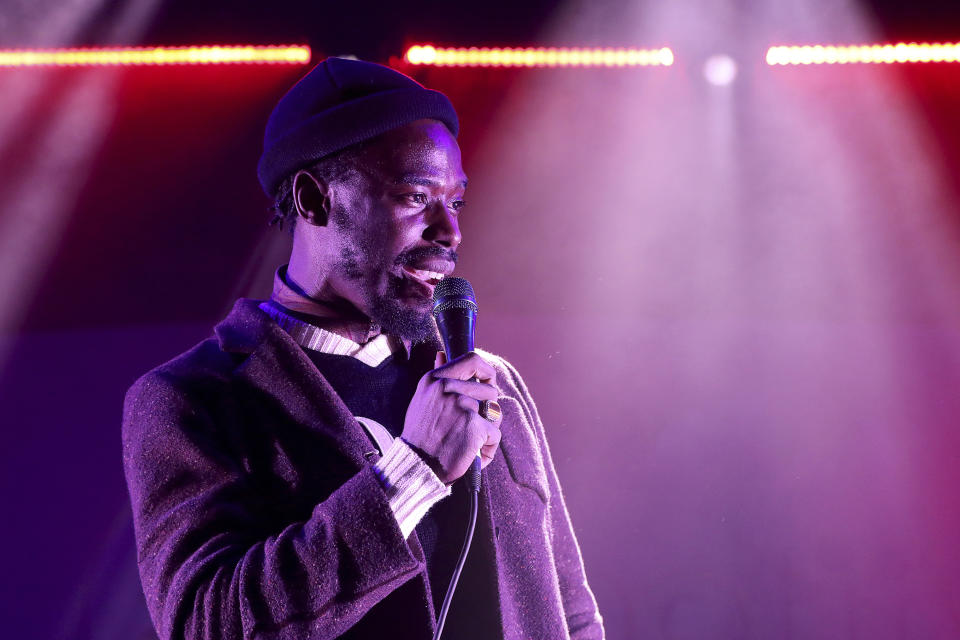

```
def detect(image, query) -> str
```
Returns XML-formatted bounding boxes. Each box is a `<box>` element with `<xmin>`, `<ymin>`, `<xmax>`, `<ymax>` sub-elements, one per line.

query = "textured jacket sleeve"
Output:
<box><xmin>498</xmin><ymin>358</ymin><xmax>605</xmax><ymax>640</ymax></box>
<box><xmin>121</xmin><ymin>371</ymin><xmax>423</xmax><ymax>640</ymax></box>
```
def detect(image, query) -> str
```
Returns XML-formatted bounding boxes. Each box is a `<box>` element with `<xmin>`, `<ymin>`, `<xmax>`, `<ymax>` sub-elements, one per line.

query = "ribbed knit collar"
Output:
<box><xmin>266</xmin><ymin>264</ymin><xmax>411</xmax><ymax>365</ymax></box>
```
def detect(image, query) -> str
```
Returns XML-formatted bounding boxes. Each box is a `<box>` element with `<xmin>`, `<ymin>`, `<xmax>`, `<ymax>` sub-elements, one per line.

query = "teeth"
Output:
<box><xmin>410</xmin><ymin>268</ymin><xmax>445</xmax><ymax>281</ymax></box>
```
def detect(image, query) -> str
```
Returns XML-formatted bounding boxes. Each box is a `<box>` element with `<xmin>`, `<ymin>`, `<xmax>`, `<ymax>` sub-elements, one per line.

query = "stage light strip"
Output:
<box><xmin>405</xmin><ymin>45</ymin><xmax>674</xmax><ymax>67</ymax></box>
<box><xmin>766</xmin><ymin>42</ymin><xmax>960</xmax><ymax>65</ymax></box>
<box><xmin>0</xmin><ymin>45</ymin><xmax>311</xmax><ymax>67</ymax></box>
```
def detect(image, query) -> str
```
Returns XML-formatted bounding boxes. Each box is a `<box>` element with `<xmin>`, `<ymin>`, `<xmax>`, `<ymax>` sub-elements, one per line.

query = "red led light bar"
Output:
<box><xmin>405</xmin><ymin>45</ymin><xmax>674</xmax><ymax>67</ymax></box>
<box><xmin>767</xmin><ymin>42</ymin><xmax>960</xmax><ymax>65</ymax></box>
<box><xmin>0</xmin><ymin>45</ymin><xmax>311</xmax><ymax>67</ymax></box>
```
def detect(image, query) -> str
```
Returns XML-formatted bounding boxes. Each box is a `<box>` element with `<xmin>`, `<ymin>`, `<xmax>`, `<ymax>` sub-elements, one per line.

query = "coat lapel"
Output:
<box><xmin>215</xmin><ymin>298</ymin><xmax>375</xmax><ymax>470</ymax></box>
<box><xmin>213</xmin><ymin>299</ymin><xmax>451</xmax><ymax>632</ymax></box>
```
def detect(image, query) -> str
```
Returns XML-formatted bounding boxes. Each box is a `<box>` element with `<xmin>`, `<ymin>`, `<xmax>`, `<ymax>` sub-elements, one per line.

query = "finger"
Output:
<box><xmin>483</xmin><ymin>421</ymin><xmax>502</xmax><ymax>449</ymax></box>
<box><xmin>441</xmin><ymin>378</ymin><xmax>500</xmax><ymax>402</ymax></box>
<box><xmin>433</xmin><ymin>351</ymin><xmax>497</xmax><ymax>385</ymax></box>
<box><xmin>455</xmin><ymin>394</ymin><xmax>481</xmax><ymax>414</ymax></box>
<box><xmin>480</xmin><ymin>426</ymin><xmax>502</xmax><ymax>468</ymax></box>
<box><xmin>435</xmin><ymin>351</ymin><xmax>447</xmax><ymax>368</ymax></box>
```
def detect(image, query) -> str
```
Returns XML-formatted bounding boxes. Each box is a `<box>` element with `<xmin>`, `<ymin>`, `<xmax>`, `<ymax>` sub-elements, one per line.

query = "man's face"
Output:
<box><xmin>322</xmin><ymin>119</ymin><xmax>467</xmax><ymax>342</ymax></box>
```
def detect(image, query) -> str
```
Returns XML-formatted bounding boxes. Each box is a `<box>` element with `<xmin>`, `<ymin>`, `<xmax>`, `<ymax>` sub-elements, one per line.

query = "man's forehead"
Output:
<box><xmin>393</xmin><ymin>168</ymin><xmax>468</xmax><ymax>188</ymax></box>
<box><xmin>351</xmin><ymin>159</ymin><xmax>468</xmax><ymax>189</ymax></box>
<box><xmin>357</xmin><ymin>124</ymin><xmax>467</xmax><ymax>186</ymax></box>
<box><xmin>368</xmin><ymin>140</ymin><xmax>467</xmax><ymax>187</ymax></box>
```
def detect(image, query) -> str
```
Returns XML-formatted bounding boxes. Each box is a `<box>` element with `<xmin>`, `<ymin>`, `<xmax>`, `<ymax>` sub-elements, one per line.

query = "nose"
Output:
<box><xmin>422</xmin><ymin>202</ymin><xmax>462</xmax><ymax>250</ymax></box>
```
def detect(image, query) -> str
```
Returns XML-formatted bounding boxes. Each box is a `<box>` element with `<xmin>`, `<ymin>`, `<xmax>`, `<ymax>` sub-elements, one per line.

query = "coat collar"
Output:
<box><xmin>214</xmin><ymin>298</ymin><xmax>377</xmax><ymax>468</ymax></box>
<box><xmin>269</xmin><ymin>264</ymin><xmax>414</xmax><ymax>356</ymax></box>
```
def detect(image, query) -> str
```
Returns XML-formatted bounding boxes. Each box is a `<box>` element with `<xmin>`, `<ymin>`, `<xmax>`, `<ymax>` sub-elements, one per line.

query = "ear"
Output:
<box><xmin>292</xmin><ymin>170</ymin><xmax>331</xmax><ymax>226</ymax></box>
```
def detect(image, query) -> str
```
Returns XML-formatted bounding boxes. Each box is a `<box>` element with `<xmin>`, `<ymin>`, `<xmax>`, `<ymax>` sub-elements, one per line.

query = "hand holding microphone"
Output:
<box><xmin>400</xmin><ymin>277</ymin><xmax>502</xmax><ymax>486</ymax></box>
<box><xmin>401</xmin><ymin>351</ymin><xmax>502</xmax><ymax>485</ymax></box>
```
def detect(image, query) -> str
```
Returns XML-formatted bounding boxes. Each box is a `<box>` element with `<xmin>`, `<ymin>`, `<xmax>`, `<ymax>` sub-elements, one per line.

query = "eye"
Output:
<box><xmin>404</xmin><ymin>193</ymin><xmax>428</xmax><ymax>205</ymax></box>
<box><xmin>450</xmin><ymin>199</ymin><xmax>466</xmax><ymax>212</ymax></box>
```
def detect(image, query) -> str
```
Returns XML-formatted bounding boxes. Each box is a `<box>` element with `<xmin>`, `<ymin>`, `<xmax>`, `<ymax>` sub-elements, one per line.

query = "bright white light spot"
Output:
<box><xmin>703</xmin><ymin>54</ymin><xmax>737</xmax><ymax>86</ymax></box>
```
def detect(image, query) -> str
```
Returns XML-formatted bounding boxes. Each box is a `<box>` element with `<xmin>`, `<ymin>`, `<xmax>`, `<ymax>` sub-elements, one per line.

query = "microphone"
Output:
<box><xmin>431</xmin><ymin>276</ymin><xmax>481</xmax><ymax>492</ymax></box>
<box><xmin>431</xmin><ymin>276</ymin><xmax>481</xmax><ymax>640</ymax></box>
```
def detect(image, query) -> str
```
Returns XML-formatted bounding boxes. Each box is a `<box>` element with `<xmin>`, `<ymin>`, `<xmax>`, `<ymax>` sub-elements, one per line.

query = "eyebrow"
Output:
<box><xmin>394</xmin><ymin>174</ymin><xmax>468</xmax><ymax>188</ymax></box>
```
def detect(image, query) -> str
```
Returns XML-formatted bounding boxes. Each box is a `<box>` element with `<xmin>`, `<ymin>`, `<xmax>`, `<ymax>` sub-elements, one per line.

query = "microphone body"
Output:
<box><xmin>435</xmin><ymin>305</ymin><xmax>475</xmax><ymax>360</ymax></box>
<box><xmin>430</xmin><ymin>277</ymin><xmax>484</xmax><ymax>640</ymax></box>
<box><xmin>432</xmin><ymin>277</ymin><xmax>481</xmax><ymax>492</ymax></box>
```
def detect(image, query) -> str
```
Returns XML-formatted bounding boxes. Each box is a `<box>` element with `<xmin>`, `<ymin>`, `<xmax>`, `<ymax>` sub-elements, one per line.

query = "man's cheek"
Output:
<box><xmin>334</xmin><ymin>241</ymin><xmax>369</xmax><ymax>281</ymax></box>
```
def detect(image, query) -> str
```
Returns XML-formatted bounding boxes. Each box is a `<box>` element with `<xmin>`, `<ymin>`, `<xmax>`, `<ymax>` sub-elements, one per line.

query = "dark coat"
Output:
<box><xmin>122</xmin><ymin>299</ymin><xmax>604</xmax><ymax>640</ymax></box>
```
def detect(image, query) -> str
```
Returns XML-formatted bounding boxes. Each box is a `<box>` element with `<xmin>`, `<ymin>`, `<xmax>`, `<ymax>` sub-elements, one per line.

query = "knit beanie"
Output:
<box><xmin>257</xmin><ymin>56</ymin><xmax>460</xmax><ymax>198</ymax></box>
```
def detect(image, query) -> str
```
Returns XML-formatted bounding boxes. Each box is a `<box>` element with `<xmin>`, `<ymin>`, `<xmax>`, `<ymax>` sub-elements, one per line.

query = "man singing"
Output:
<box><xmin>122</xmin><ymin>57</ymin><xmax>604</xmax><ymax>640</ymax></box>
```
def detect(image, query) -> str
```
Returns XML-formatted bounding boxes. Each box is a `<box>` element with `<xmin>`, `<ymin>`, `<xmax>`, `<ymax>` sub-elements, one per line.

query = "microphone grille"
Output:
<box><xmin>432</xmin><ymin>277</ymin><xmax>478</xmax><ymax>315</ymax></box>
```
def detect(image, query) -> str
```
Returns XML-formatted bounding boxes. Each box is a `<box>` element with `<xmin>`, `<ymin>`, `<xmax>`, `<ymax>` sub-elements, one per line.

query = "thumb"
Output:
<box><xmin>435</xmin><ymin>351</ymin><xmax>447</xmax><ymax>368</ymax></box>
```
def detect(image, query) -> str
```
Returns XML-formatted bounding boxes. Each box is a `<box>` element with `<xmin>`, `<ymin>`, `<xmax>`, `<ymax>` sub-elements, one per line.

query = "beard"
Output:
<box><xmin>368</xmin><ymin>273</ymin><xmax>440</xmax><ymax>344</ymax></box>
<box><xmin>334</xmin><ymin>238</ymin><xmax>448</xmax><ymax>346</ymax></box>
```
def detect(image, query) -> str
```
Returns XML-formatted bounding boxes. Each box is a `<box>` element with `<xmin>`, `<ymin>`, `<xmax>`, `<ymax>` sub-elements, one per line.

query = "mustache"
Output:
<box><xmin>396</xmin><ymin>245</ymin><xmax>458</xmax><ymax>267</ymax></box>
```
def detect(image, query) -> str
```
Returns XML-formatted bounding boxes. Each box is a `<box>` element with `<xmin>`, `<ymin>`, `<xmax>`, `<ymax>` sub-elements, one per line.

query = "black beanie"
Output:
<box><xmin>257</xmin><ymin>56</ymin><xmax>460</xmax><ymax>198</ymax></box>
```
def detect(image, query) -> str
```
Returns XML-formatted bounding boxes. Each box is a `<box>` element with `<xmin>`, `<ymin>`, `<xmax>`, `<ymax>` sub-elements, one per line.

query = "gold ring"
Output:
<box><xmin>479</xmin><ymin>399</ymin><xmax>502</xmax><ymax>422</ymax></box>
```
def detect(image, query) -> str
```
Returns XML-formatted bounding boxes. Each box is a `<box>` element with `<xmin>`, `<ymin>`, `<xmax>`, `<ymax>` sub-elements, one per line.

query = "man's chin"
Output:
<box><xmin>369</xmin><ymin>296</ymin><xmax>438</xmax><ymax>344</ymax></box>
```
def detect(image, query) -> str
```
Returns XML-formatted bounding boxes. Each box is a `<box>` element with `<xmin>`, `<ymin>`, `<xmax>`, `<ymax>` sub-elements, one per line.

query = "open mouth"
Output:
<box><xmin>401</xmin><ymin>265</ymin><xmax>446</xmax><ymax>289</ymax></box>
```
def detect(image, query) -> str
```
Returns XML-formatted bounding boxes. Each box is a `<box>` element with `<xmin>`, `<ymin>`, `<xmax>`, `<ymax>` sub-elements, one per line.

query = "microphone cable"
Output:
<box><xmin>432</xmin><ymin>456</ymin><xmax>481</xmax><ymax>640</ymax></box>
